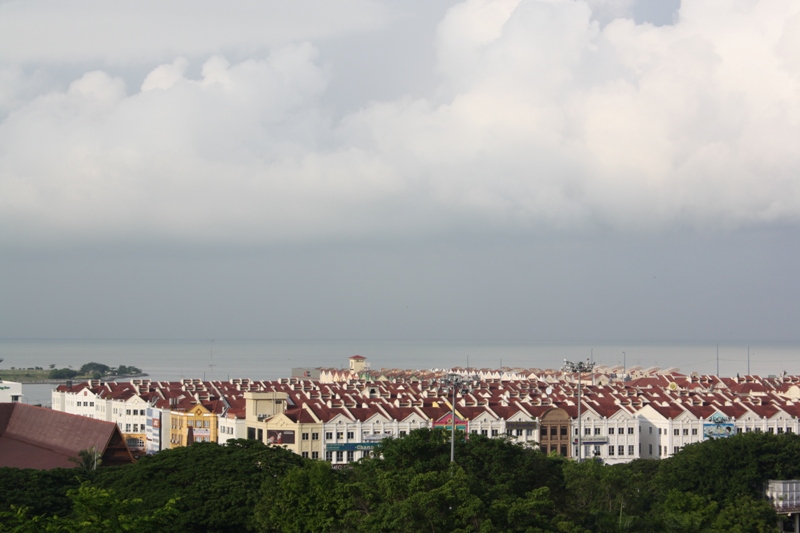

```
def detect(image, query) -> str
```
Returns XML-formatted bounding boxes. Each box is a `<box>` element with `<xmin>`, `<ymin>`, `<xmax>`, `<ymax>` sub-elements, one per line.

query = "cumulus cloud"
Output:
<box><xmin>0</xmin><ymin>0</ymin><xmax>389</xmax><ymax>64</ymax></box>
<box><xmin>0</xmin><ymin>0</ymin><xmax>799</xmax><ymax>245</ymax></box>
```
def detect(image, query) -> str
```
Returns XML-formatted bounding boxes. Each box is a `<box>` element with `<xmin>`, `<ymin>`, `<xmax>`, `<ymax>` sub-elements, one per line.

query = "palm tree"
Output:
<box><xmin>70</xmin><ymin>446</ymin><xmax>102</xmax><ymax>471</ymax></box>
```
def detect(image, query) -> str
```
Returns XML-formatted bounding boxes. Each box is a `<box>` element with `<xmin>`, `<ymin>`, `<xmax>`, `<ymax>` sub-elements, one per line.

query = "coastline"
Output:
<box><xmin>7</xmin><ymin>373</ymin><xmax>149</xmax><ymax>385</ymax></box>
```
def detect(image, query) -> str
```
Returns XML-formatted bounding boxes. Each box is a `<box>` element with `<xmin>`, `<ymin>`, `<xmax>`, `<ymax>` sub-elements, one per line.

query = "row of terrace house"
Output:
<box><xmin>52</xmin><ymin>360</ymin><xmax>800</xmax><ymax>465</ymax></box>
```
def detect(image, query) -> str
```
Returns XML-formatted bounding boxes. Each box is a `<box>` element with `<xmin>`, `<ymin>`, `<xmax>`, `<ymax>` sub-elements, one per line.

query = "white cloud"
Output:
<box><xmin>0</xmin><ymin>0</ymin><xmax>389</xmax><ymax>64</ymax></box>
<box><xmin>0</xmin><ymin>0</ymin><xmax>799</xmax><ymax>246</ymax></box>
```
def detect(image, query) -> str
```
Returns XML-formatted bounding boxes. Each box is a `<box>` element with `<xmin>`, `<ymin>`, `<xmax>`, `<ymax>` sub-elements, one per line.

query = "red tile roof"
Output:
<box><xmin>0</xmin><ymin>403</ymin><xmax>133</xmax><ymax>469</ymax></box>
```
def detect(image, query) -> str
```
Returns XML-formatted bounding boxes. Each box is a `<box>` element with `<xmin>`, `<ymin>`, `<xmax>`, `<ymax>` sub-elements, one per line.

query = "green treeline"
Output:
<box><xmin>1</xmin><ymin>430</ymin><xmax>798</xmax><ymax>532</ymax></box>
<box><xmin>48</xmin><ymin>362</ymin><xmax>143</xmax><ymax>380</ymax></box>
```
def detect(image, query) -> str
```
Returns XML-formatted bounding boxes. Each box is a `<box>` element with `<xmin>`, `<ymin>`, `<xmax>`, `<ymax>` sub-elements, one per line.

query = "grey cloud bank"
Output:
<box><xmin>1</xmin><ymin>0</ymin><xmax>799</xmax><ymax>344</ymax></box>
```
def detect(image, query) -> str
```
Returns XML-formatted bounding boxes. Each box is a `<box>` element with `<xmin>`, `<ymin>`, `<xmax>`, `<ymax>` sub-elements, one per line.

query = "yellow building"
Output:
<box><xmin>168</xmin><ymin>400</ymin><xmax>217</xmax><ymax>448</ymax></box>
<box><xmin>245</xmin><ymin>391</ymin><xmax>324</xmax><ymax>459</ymax></box>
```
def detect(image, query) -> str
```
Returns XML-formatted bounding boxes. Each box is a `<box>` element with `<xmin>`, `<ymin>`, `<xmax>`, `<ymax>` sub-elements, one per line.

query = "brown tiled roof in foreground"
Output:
<box><xmin>0</xmin><ymin>403</ymin><xmax>134</xmax><ymax>470</ymax></box>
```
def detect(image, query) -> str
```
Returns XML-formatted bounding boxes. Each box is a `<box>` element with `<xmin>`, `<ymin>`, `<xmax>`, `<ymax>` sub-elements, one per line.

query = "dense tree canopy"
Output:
<box><xmin>1</xmin><ymin>431</ymin><xmax>794</xmax><ymax>532</ymax></box>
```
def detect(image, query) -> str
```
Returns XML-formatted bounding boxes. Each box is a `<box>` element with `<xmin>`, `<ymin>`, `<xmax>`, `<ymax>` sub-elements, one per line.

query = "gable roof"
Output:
<box><xmin>0</xmin><ymin>403</ymin><xmax>134</xmax><ymax>469</ymax></box>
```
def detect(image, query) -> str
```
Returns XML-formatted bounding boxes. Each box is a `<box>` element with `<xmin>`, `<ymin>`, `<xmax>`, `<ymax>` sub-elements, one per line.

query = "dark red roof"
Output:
<box><xmin>0</xmin><ymin>403</ymin><xmax>134</xmax><ymax>469</ymax></box>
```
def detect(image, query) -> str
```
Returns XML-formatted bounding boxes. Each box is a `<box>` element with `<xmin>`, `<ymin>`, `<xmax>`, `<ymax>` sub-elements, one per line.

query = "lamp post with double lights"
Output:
<box><xmin>436</xmin><ymin>373</ymin><xmax>478</xmax><ymax>463</ymax></box>
<box><xmin>562</xmin><ymin>359</ymin><xmax>595</xmax><ymax>462</ymax></box>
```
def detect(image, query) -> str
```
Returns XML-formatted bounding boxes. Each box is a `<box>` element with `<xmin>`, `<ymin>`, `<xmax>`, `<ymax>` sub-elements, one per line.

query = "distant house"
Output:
<box><xmin>0</xmin><ymin>403</ymin><xmax>134</xmax><ymax>469</ymax></box>
<box><xmin>0</xmin><ymin>380</ymin><xmax>22</xmax><ymax>403</ymax></box>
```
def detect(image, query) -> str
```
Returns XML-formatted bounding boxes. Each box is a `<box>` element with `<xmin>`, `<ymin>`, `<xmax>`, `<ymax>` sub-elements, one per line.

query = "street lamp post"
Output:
<box><xmin>436</xmin><ymin>373</ymin><xmax>477</xmax><ymax>463</ymax></box>
<box><xmin>562</xmin><ymin>359</ymin><xmax>595</xmax><ymax>462</ymax></box>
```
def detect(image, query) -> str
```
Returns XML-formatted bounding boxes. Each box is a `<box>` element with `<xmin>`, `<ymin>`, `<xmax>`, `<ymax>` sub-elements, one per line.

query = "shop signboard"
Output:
<box><xmin>433</xmin><ymin>413</ymin><xmax>468</xmax><ymax>432</ymax></box>
<box><xmin>506</xmin><ymin>421</ymin><xmax>537</xmax><ymax>430</ymax></box>
<box><xmin>145</xmin><ymin>408</ymin><xmax>161</xmax><ymax>454</ymax></box>
<box><xmin>326</xmin><ymin>442</ymin><xmax>380</xmax><ymax>452</ymax></box>
<box><xmin>267</xmin><ymin>430</ymin><xmax>295</xmax><ymax>445</ymax></box>
<box><xmin>704</xmin><ymin>413</ymin><xmax>735</xmax><ymax>439</ymax></box>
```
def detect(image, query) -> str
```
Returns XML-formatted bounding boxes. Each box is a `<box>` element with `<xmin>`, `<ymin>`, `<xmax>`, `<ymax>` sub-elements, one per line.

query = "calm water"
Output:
<box><xmin>4</xmin><ymin>339</ymin><xmax>798</xmax><ymax>407</ymax></box>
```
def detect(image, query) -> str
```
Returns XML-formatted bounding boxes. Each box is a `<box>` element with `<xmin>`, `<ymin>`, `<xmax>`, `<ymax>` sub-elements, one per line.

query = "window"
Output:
<box><xmin>608</xmin><ymin>446</ymin><xmax>615</xmax><ymax>456</ymax></box>
<box><xmin>126</xmin><ymin>409</ymin><xmax>131</xmax><ymax>415</ymax></box>
<box><xmin>90</xmin><ymin>402</ymin><xmax>94</xmax><ymax>407</ymax></box>
<box><xmin>312</xmin><ymin>433</ymin><xmax>319</xmax><ymax>440</ymax></box>
<box><xmin>618</xmin><ymin>445</ymin><xmax>624</xmax><ymax>456</ymax></box>
<box><xmin>594</xmin><ymin>428</ymin><xmax>600</xmax><ymax>435</ymax></box>
<box><xmin>673</xmin><ymin>446</ymin><xmax>679</xmax><ymax>454</ymax></box>
<box><xmin>399</xmin><ymin>430</ymin><xmax>407</xmax><ymax>437</ymax></box>
<box><xmin>516</xmin><ymin>429</ymin><xmax>523</xmax><ymax>437</ymax></box>
<box><xmin>628</xmin><ymin>427</ymin><xmax>634</xmax><ymax>434</ymax></box>
<box><xmin>584</xmin><ymin>428</ymin><xmax>591</xmax><ymax>435</ymax></box>
<box><xmin>674</xmin><ymin>429</ymin><xmax>679</xmax><ymax>436</ymax></box>
<box><xmin>302</xmin><ymin>433</ymin><xmax>309</xmax><ymax>441</ymax></box>
<box><xmin>737</xmin><ymin>428</ymin><xmax>742</xmax><ymax>434</ymax></box>
<box><xmin>648</xmin><ymin>444</ymin><xmax>652</xmax><ymax>455</ymax></box>
<box><xmin>550</xmin><ymin>426</ymin><xmax>558</xmax><ymax>436</ymax></box>
<box><xmin>593</xmin><ymin>445</ymin><xmax>600</xmax><ymax>456</ymax></box>
<box><xmin>481</xmin><ymin>430</ymin><xmax>487</xmax><ymax>436</ymax></box>
<box><xmin>788</xmin><ymin>428</ymin><xmax>794</xmax><ymax>433</ymax></box>
<box><xmin>346</xmin><ymin>431</ymin><xmax>354</xmax><ymax>439</ymax></box>
<box><xmin>778</xmin><ymin>428</ymin><xmax>784</xmax><ymax>434</ymax></box>
<box><xmin>204</xmin><ymin>421</ymin><xmax>210</xmax><ymax>428</ymax></box>
<box><xmin>133</xmin><ymin>424</ymin><xmax>138</xmax><ymax>432</ymax></box>
<box><xmin>746</xmin><ymin>428</ymin><xmax>751</xmax><ymax>433</ymax></box>
<box><xmin>325</xmin><ymin>432</ymin><xmax>333</xmax><ymax>439</ymax></box>
<box><xmin>683</xmin><ymin>428</ymin><xmax>688</xmax><ymax>435</ymax></box>
<box><xmin>608</xmin><ymin>427</ymin><xmax>614</xmax><ymax>435</ymax></box>
<box><xmin>125</xmin><ymin>424</ymin><xmax>131</xmax><ymax>432</ymax></box>
<box><xmin>312</xmin><ymin>451</ymin><xmax>319</xmax><ymax>459</ymax></box>
<box><xmin>326</xmin><ymin>451</ymin><xmax>333</xmax><ymax>461</ymax></box>
<box><xmin>526</xmin><ymin>429</ymin><xmax>533</xmax><ymax>436</ymax></box>
<box><xmin>347</xmin><ymin>451</ymin><xmax>354</xmax><ymax>462</ymax></box>
<box><xmin>768</xmin><ymin>428</ymin><xmax>774</xmax><ymax>434</ymax></box>
<box><xmin>336</xmin><ymin>432</ymin><xmax>343</xmax><ymax>439</ymax></box>
<box><xmin>629</xmin><ymin>445</ymin><xmax>634</xmax><ymax>456</ymax></box>
<box><xmin>491</xmin><ymin>429</ymin><xmax>498</xmax><ymax>436</ymax></box>
<box><xmin>302</xmin><ymin>452</ymin><xmax>308</xmax><ymax>458</ymax></box>
<box><xmin>692</xmin><ymin>428</ymin><xmax>698</xmax><ymax>435</ymax></box>
<box><xmin>649</xmin><ymin>427</ymin><xmax>652</xmax><ymax>434</ymax></box>
<box><xmin>336</xmin><ymin>451</ymin><xmax>343</xmax><ymax>462</ymax></box>
<box><xmin>560</xmin><ymin>426</ymin><xmax>567</xmax><ymax>436</ymax></box>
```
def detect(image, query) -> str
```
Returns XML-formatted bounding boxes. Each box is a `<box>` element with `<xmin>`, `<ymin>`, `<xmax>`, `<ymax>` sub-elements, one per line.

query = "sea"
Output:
<box><xmin>3</xmin><ymin>339</ymin><xmax>798</xmax><ymax>407</ymax></box>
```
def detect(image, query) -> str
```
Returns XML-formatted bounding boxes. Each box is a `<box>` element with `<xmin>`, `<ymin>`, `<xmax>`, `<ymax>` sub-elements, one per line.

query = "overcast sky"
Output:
<box><xmin>1</xmin><ymin>0</ymin><xmax>799</xmax><ymax>343</ymax></box>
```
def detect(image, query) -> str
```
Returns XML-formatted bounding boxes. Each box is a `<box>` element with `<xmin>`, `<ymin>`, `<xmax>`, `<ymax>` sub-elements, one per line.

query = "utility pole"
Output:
<box><xmin>436</xmin><ymin>373</ymin><xmax>477</xmax><ymax>463</ymax></box>
<box><xmin>563</xmin><ymin>359</ymin><xmax>595</xmax><ymax>462</ymax></box>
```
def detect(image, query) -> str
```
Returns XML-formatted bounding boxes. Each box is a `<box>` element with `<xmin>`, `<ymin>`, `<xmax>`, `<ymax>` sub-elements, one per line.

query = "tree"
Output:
<box><xmin>255</xmin><ymin>460</ymin><xmax>349</xmax><ymax>533</ymax></box>
<box><xmin>0</xmin><ymin>484</ymin><xmax>177</xmax><ymax>532</ymax></box>
<box><xmin>0</xmin><ymin>467</ymin><xmax>87</xmax><ymax>519</ymax></box>
<box><xmin>78</xmin><ymin>363</ymin><xmax>110</xmax><ymax>376</ymax></box>
<box><xmin>655</xmin><ymin>432</ymin><xmax>800</xmax><ymax>503</ymax></box>
<box><xmin>48</xmin><ymin>368</ymin><xmax>78</xmax><ymax>380</ymax></box>
<box><xmin>711</xmin><ymin>495</ymin><xmax>779</xmax><ymax>533</ymax></box>
<box><xmin>93</xmin><ymin>439</ymin><xmax>304</xmax><ymax>532</ymax></box>
<box><xmin>70</xmin><ymin>447</ymin><xmax>101</xmax><ymax>471</ymax></box>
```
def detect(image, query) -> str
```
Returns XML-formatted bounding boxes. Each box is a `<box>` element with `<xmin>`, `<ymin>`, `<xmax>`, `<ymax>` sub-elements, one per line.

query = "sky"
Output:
<box><xmin>1</xmin><ymin>0</ymin><xmax>799</xmax><ymax>343</ymax></box>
